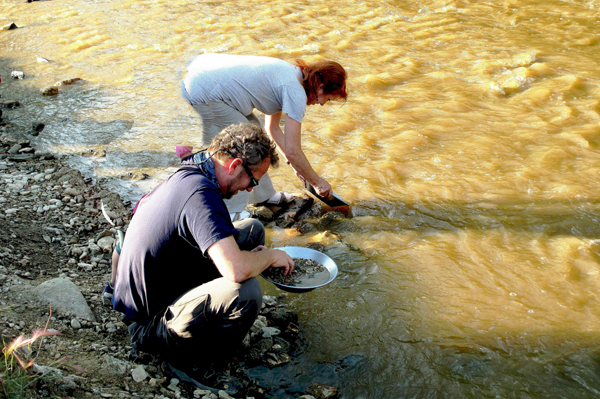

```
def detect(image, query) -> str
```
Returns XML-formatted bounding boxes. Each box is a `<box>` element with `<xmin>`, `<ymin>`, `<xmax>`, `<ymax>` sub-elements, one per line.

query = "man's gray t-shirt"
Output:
<box><xmin>182</xmin><ymin>53</ymin><xmax>308</xmax><ymax>123</ymax></box>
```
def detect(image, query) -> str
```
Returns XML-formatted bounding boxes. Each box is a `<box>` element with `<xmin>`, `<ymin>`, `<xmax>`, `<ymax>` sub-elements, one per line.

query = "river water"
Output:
<box><xmin>3</xmin><ymin>0</ymin><xmax>600</xmax><ymax>397</ymax></box>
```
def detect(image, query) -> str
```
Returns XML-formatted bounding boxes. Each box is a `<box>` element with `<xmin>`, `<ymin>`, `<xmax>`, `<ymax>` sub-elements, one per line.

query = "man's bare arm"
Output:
<box><xmin>207</xmin><ymin>236</ymin><xmax>293</xmax><ymax>283</ymax></box>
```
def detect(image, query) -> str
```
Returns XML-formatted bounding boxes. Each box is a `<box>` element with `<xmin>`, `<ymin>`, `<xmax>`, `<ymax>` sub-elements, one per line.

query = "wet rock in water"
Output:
<box><xmin>283</xmin><ymin>195</ymin><xmax>314</xmax><ymax>221</ymax></box>
<box><xmin>261</xmin><ymin>326</ymin><xmax>280</xmax><ymax>338</ymax></box>
<box><xmin>248</xmin><ymin>194</ymin><xmax>313</xmax><ymax>225</ymax></box>
<box><xmin>0</xmin><ymin>99</ymin><xmax>20</xmax><ymax>108</ymax></box>
<box><xmin>274</xmin><ymin>334</ymin><xmax>292</xmax><ymax>349</ymax></box>
<box><xmin>1</xmin><ymin>23</ymin><xmax>18</xmax><ymax>31</ymax></box>
<box><xmin>55</xmin><ymin>77</ymin><xmax>82</xmax><ymax>86</ymax></box>
<box><xmin>261</xmin><ymin>306</ymin><xmax>298</xmax><ymax>331</ymax></box>
<box><xmin>81</xmin><ymin>149</ymin><xmax>106</xmax><ymax>157</ymax></box>
<box><xmin>306</xmin><ymin>382</ymin><xmax>339</xmax><ymax>399</ymax></box>
<box><xmin>265</xmin><ymin>352</ymin><xmax>291</xmax><ymax>367</ymax></box>
<box><xmin>238</xmin><ymin>296</ymin><xmax>304</xmax><ymax>370</ymax></box>
<box><xmin>118</xmin><ymin>171</ymin><xmax>150</xmax><ymax>180</ymax></box>
<box><xmin>31</xmin><ymin>122</ymin><xmax>45</xmax><ymax>135</ymax></box>
<box><xmin>276</xmin><ymin>215</ymin><xmax>295</xmax><ymax>229</ymax></box>
<box><xmin>318</xmin><ymin>210</ymin><xmax>347</xmax><ymax>226</ymax></box>
<box><xmin>306</xmin><ymin>242</ymin><xmax>326</xmax><ymax>253</ymax></box>
<box><xmin>41</xmin><ymin>86</ymin><xmax>58</xmax><ymax>96</ymax></box>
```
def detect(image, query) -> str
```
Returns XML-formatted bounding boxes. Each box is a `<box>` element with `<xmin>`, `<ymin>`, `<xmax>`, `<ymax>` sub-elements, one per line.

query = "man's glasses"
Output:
<box><xmin>222</xmin><ymin>149</ymin><xmax>259</xmax><ymax>188</ymax></box>
<box><xmin>240</xmin><ymin>158</ymin><xmax>259</xmax><ymax>188</ymax></box>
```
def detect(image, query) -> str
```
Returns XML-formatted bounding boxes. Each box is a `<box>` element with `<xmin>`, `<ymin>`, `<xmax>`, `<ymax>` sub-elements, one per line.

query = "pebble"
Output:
<box><xmin>105</xmin><ymin>322</ymin><xmax>117</xmax><ymax>333</ymax></box>
<box><xmin>167</xmin><ymin>377</ymin><xmax>181</xmax><ymax>393</ymax></box>
<box><xmin>193</xmin><ymin>389</ymin><xmax>212</xmax><ymax>398</ymax></box>
<box><xmin>261</xmin><ymin>326</ymin><xmax>280</xmax><ymax>338</ymax></box>
<box><xmin>71</xmin><ymin>318</ymin><xmax>81</xmax><ymax>329</ymax></box>
<box><xmin>131</xmin><ymin>365</ymin><xmax>147</xmax><ymax>382</ymax></box>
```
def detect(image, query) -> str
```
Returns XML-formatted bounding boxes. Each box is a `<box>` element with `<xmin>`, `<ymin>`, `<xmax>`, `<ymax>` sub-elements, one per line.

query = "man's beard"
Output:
<box><xmin>223</xmin><ymin>176</ymin><xmax>242</xmax><ymax>199</ymax></box>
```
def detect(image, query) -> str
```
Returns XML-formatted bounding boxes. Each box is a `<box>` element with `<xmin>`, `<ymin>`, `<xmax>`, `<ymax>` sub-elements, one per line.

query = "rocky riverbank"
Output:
<box><xmin>0</xmin><ymin>92</ymin><xmax>342</xmax><ymax>398</ymax></box>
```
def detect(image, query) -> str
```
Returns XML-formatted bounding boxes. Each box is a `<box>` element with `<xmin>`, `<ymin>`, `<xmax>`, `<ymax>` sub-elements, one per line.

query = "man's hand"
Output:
<box><xmin>253</xmin><ymin>246</ymin><xmax>295</xmax><ymax>276</ymax></box>
<box><xmin>210</xmin><ymin>238</ymin><xmax>295</xmax><ymax>282</ymax></box>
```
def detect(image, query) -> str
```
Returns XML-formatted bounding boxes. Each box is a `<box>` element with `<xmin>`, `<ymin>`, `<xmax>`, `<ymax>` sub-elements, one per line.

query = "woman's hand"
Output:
<box><xmin>313</xmin><ymin>177</ymin><xmax>333</xmax><ymax>198</ymax></box>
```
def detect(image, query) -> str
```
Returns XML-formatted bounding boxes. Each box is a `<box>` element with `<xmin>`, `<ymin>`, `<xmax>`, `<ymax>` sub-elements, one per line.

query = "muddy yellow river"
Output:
<box><xmin>3</xmin><ymin>0</ymin><xmax>600</xmax><ymax>396</ymax></box>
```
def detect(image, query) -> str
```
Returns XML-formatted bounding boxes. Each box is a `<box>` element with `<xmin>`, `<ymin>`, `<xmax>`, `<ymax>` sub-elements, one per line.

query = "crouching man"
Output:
<box><xmin>112</xmin><ymin>123</ymin><xmax>294</xmax><ymax>375</ymax></box>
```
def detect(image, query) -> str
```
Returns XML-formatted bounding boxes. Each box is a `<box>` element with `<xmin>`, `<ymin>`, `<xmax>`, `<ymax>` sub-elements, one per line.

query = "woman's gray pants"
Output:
<box><xmin>190</xmin><ymin>100</ymin><xmax>277</xmax><ymax>212</ymax></box>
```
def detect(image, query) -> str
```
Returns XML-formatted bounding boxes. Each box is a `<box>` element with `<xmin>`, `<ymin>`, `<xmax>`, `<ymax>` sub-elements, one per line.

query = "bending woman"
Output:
<box><xmin>181</xmin><ymin>53</ymin><xmax>347</xmax><ymax>216</ymax></box>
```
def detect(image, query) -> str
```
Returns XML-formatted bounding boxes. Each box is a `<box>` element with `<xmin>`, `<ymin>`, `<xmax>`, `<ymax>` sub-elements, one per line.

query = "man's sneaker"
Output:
<box><xmin>255</xmin><ymin>191</ymin><xmax>295</xmax><ymax>207</ymax></box>
<box><xmin>102</xmin><ymin>282</ymin><xmax>114</xmax><ymax>306</ymax></box>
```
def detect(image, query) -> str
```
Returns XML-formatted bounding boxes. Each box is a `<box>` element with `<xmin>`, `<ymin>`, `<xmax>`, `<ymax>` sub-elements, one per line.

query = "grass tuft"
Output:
<box><xmin>1</xmin><ymin>308</ymin><xmax>61</xmax><ymax>399</ymax></box>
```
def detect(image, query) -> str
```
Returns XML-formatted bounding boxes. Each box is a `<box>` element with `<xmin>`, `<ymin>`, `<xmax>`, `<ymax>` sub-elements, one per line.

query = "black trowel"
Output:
<box><xmin>305</xmin><ymin>182</ymin><xmax>349</xmax><ymax>208</ymax></box>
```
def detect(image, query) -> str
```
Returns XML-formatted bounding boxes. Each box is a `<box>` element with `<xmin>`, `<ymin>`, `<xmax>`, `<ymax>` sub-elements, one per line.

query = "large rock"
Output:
<box><xmin>261</xmin><ymin>306</ymin><xmax>298</xmax><ymax>330</ymax></box>
<box><xmin>306</xmin><ymin>382</ymin><xmax>339</xmax><ymax>399</ymax></box>
<box><xmin>41</xmin><ymin>86</ymin><xmax>58</xmax><ymax>96</ymax></box>
<box><xmin>33</xmin><ymin>277</ymin><xmax>95</xmax><ymax>321</ymax></box>
<box><xmin>1</xmin><ymin>23</ymin><xmax>17</xmax><ymax>31</ymax></box>
<box><xmin>0</xmin><ymin>99</ymin><xmax>20</xmax><ymax>108</ymax></box>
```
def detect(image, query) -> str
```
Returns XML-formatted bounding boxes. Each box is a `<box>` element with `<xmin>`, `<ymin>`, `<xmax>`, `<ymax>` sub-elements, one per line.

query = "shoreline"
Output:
<box><xmin>0</xmin><ymin>89</ymin><xmax>341</xmax><ymax>399</ymax></box>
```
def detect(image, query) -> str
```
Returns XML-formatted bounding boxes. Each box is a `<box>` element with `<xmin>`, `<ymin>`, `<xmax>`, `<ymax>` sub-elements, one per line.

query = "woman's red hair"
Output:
<box><xmin>295</xmin><ymin>59</ymin><xmax>348</xmax><ymax>101</ymax></box>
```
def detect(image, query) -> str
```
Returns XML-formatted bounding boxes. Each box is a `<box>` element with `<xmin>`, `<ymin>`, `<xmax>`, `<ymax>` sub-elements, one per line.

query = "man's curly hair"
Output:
<box><xmin>208</xmin><ymin>123</ymin><xmax>279</xmax><ymax>170</ymax></box>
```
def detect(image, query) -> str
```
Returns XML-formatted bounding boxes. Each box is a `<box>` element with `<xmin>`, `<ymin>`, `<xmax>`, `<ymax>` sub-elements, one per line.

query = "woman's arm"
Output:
<box><xmin>264</xmin><ymin>113</ymin><xmax>332</xmax><ymax>198</ymax></box>
<box><xmin>264</xmin><ymin>113</ymin><xmax>286</xmax><ymax>157</ymax></box>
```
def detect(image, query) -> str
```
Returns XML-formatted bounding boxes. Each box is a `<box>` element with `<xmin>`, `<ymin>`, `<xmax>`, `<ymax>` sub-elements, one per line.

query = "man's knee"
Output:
<box><xmin>220</xmin><ymin>277</ymin><xmax>262</xmax><ymax>314</ymax></box>
<box><xmin>238</xmin><ymin>277</ymin><xmax>263</xmax><ymax>311</ymax></box>
<box><xmin>234</xmin><ymin>218</ymin><xmax>265</xmax><ymax>251</ymax></box>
